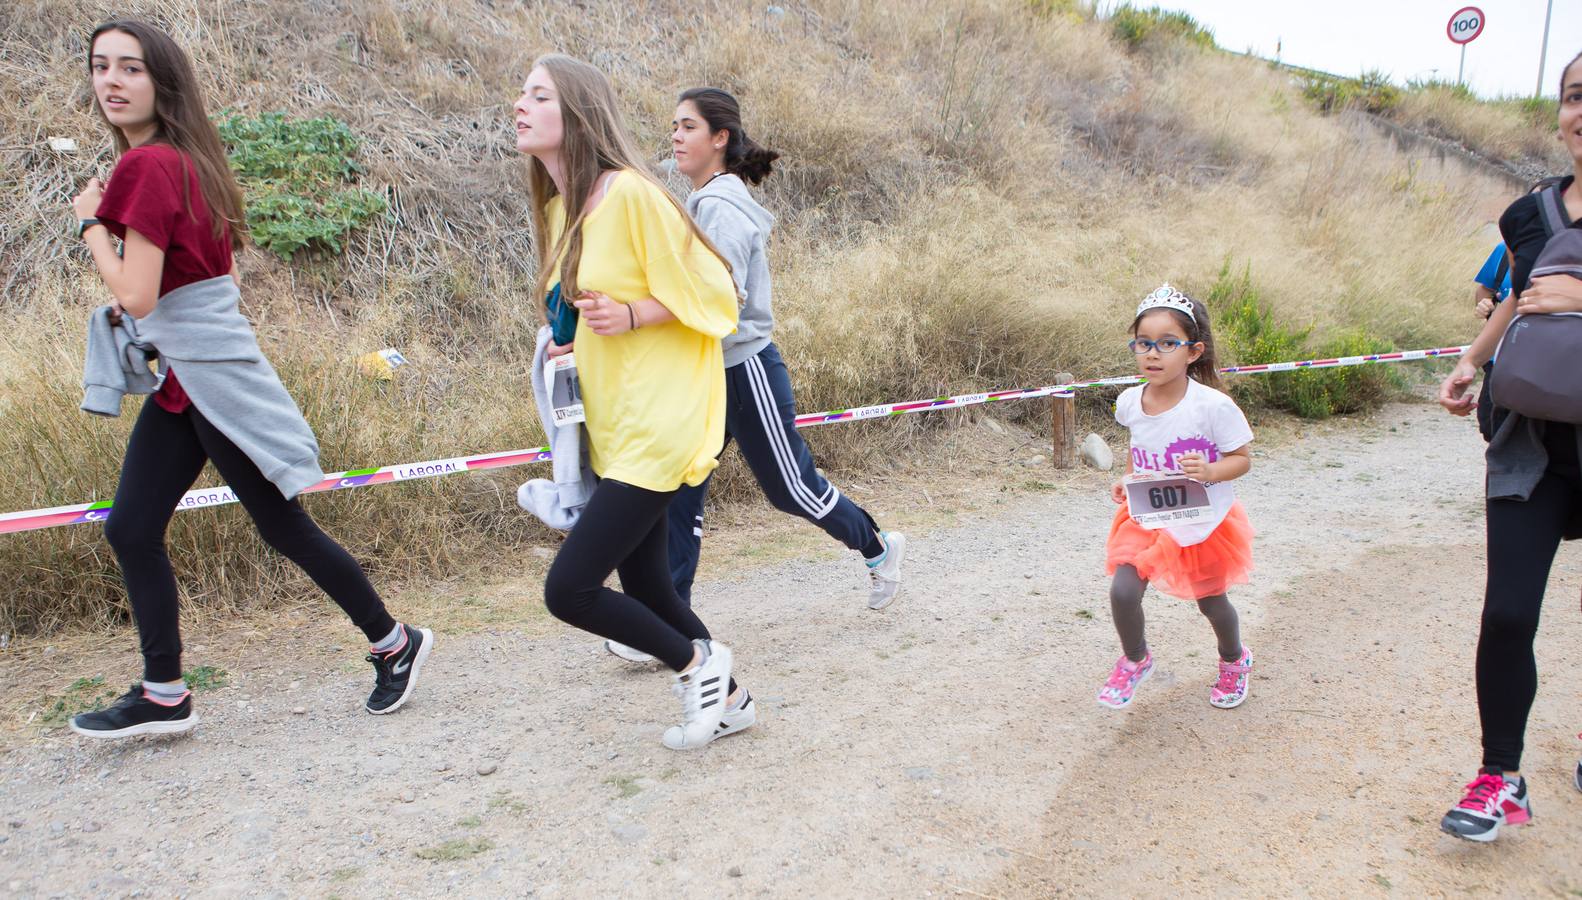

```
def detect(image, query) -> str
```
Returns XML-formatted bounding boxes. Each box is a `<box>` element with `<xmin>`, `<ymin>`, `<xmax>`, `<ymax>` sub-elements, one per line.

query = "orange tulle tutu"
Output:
<box><xmin>1105</xmin><ymin>501</ymin><xmax>1254</xmax><ymax>600</ymax></box>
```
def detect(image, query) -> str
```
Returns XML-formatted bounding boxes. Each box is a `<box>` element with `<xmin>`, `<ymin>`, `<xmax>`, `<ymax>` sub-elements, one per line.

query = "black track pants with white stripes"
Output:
<box><xmin>666</xmin><ymin>342</ymin><xmax>882</xmax><ymax>604</ymax></box>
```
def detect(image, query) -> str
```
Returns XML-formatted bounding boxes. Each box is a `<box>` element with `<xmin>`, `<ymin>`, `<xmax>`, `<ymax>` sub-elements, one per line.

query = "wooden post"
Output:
<box><xmin>1051</xmin><ymin>372</ymin><xmax>1076</xmax><ymax>468</ymax></box>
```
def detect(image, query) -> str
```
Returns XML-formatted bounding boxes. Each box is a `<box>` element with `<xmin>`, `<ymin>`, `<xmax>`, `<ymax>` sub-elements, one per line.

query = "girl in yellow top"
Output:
<box><xmin>517</xmin><ymin>54</ymin><xmax>749</xmax><ymax>750</ymax></box>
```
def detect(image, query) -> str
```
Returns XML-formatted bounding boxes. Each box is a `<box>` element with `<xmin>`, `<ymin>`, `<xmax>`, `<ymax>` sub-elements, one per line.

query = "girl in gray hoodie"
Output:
<box><xmin>610</xmin><ymin>89</ymin><xmax>904</xmax><ymax>668</ymax></box>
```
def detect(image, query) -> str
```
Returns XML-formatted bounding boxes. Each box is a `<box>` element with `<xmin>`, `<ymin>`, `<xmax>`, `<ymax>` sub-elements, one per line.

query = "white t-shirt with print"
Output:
<box><xmin>1114</xmin><ymin>378</ymin><xmax>1254</xmax><ymax>547</ymax></box>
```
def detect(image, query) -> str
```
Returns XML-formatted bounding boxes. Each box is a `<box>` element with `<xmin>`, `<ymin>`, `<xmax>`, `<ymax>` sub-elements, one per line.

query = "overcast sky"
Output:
<box><xmin>1121</xmin><ymin>0</ymin><xmax>1579</xmax><ymax>99</ymax></box>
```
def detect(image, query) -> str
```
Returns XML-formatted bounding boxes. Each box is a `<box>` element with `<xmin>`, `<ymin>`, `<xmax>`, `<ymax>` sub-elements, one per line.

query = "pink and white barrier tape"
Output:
<box><xmin>0</xmin><ymin>345</ymin><xmax>1467</xmax><ymax>535</ymax></box>
<box><xmin>0</xmin><ymin>448</ymin><xmax>551</xmax><ymax>535</ymax></box>
<box><xmin>790</xmin><ymin>346</ymin><xmax>1469</xmax><ymax>427</ymax></box>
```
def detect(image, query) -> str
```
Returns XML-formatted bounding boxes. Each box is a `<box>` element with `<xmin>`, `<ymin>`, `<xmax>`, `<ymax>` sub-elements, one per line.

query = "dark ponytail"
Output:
<box><xmin>1130</xmin><ymin>292</ymin><xmax>1224</xmax><ymax>392</ymax></box>
<box><xmin>678</xmin><ymin>87</ymin><xmax>780</xmax><ymax>185</ymax></box>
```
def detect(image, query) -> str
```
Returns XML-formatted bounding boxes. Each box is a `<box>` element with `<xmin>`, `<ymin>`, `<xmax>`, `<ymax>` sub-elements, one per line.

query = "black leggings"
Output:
<box><xmin>1478</xmin><ymin>424</ymin><xmax>1581</xmax><ymax>771</ymax></box>
<box><xmin>544</xmin><ymin>479</ymin><xmax>716</xmax><ymax>672</ymax></box>
<box><xmin>105</xmin><ymin>400</ymin><xmax>395</xmax><ymax>682</ymax></box>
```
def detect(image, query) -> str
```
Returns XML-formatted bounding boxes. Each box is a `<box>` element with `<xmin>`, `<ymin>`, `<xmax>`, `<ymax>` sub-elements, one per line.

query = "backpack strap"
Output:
<box><xmin>1537</xmin><ymin>184</ymin><xmax>1568</xmax><ymax>238</ymax></box>
<box><xmin>1493</xmin><ymin>246</ymin><xmax>1510</xmax><ymax>289</ymax></box>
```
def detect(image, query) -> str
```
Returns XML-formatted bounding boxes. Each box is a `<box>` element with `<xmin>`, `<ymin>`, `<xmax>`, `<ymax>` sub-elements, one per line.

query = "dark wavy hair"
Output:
<box><xmin>1560</xmin><ymin>49</ymin><xmax>1581</xmax><ymax>99</ymax></box>
<box><xmin>88</xmin><ymin>19</ymin><xmax>246</xmax><ymax>248</ymax></box>
<box><xmin>677</xmin><ymin>87</ymin><xmax>780</xmax><ymax>185</ymax></box>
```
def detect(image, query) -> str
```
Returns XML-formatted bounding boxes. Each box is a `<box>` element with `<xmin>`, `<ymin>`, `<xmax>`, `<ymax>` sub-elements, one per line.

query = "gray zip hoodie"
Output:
<box><xmin>685</xmin><ymin>173</ymin><xmax>775</xmax><ymax>369</ymax></box>
<box><xmin>81</xmin><ymin>275</ymin><xmax>325</xmax><ymax>499</ymax></box>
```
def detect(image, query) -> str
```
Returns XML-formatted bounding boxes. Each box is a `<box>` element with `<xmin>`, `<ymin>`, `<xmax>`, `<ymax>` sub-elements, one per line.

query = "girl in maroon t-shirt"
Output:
<box><xmin>67</xmin><ymin>19</ymin><xmax>433</xmax><ymax>740</ymax></box>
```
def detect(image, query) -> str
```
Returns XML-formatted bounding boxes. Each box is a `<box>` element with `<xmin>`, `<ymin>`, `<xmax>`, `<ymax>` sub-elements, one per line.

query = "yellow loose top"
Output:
<box><xmin>544</xmin><ymin>171</ymin><xmax>738</xmax><ymax>492</ymax></box>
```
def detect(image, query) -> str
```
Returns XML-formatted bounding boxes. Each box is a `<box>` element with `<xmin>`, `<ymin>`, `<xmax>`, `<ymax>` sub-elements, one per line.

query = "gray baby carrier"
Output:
<box><xmin>1489</xmin><ymin>185</ymin><xmax>1582</xmax><ymax>423</ymax></box>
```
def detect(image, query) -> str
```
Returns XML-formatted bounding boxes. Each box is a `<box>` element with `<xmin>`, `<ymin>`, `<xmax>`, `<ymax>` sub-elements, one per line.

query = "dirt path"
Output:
<box><xmin>1</xmin><ymin>400</ymin><xmax>1579</xmax><ymax>898</ymax></box>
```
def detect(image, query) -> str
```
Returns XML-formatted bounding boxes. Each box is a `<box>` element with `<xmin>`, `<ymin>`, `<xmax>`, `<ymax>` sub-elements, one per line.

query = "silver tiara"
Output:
<box><xmin>1136</xmin><ymin>283</ymin><xmax>1195</xmax><ymax>318</ymax></box>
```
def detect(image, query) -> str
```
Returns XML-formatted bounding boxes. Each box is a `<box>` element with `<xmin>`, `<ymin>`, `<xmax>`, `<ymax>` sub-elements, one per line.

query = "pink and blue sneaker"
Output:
<box><xmin>1209</xmin><ymin>646</ymin><xmax>1252</xmax><ymax>709</ymax></box>
<box><xmin>1440</xmin><ymin>768</ymin><xmax>1530</xmax><ymax>842</ymax></box>
<box><xmin>1097</xmin><ymin>652</ymin><xmax>1154</xmax><ymax>709</ymax></box>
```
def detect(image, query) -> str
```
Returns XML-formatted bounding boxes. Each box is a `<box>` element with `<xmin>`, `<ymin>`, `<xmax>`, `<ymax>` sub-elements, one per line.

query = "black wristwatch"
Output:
<box><xmin>74</xmin><ymin>217</ymin><xmax>102</xmax><ymax>239</ymax></box>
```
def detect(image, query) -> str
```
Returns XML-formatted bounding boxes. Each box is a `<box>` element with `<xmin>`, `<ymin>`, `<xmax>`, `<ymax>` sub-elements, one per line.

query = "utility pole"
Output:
<box><xmin>1536</xmin><ymin>0</ymin><xmax>1554</xmax><ymax>97</ymax></box>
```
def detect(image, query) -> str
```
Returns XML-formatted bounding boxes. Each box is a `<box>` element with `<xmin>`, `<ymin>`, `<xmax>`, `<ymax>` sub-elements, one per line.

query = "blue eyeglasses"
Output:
<box><xmin>1129</xmin><ymin>338</ymin><xmax>1197</xmax><ymax>355</ymax></box>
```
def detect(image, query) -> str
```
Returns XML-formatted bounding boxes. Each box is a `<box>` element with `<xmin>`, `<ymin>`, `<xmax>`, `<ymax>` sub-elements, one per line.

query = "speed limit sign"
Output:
<box><xmin>1447</xmin><ymin>6</ymin><xmax>1484</xmax><ymax>44</ymax></box>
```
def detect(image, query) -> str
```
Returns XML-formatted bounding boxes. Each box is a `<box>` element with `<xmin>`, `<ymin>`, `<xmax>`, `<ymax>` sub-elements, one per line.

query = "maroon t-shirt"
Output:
<box><xmin>95</xmin><ymin>144</ymin><xmax>234</xmax><ymax>413</ymax></box>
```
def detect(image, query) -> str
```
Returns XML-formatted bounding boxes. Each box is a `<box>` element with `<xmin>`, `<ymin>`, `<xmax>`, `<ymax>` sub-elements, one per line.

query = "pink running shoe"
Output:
<box><xmin>1209</xmin><ymin>646</ymin><xmax>1252</xmax><ymax>709</ymax></box>
<box><xmin>1097</xmin><ymin>652</ymin><xmax>1154</xmax><ymax>709</ymax></box>
<box><xmin>1440</xmin><ymin>768</ymin><xmax>1530</xmax><ymax>842</ymax></box>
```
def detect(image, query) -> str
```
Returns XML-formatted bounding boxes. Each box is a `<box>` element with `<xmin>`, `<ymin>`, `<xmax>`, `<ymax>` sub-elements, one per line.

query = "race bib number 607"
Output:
<box><xmin>1124</xmin><ymin>473</ymin><xmax>1211</xmax><ymax>530</ymax></box>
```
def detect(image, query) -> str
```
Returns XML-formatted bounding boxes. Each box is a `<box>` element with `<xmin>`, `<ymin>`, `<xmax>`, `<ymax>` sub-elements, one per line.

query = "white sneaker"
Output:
<box><xmin>715</xmin><ymin>689</ymin><xmax>758</xmax><ymax>739</ymax></box>
<box><xmin>662</xmin><ymin>640</ymin><xmax>733</xmax><ymax>750</ymax></box>
<box><xmin>866</xmin><ymin>532</ymin><xmax>907</xmax><ymax>610</ymax></box>
<box><xmin>663</xmin><ymin>688</ymin><xmax>758</xmax><ymax>751</ymax></box>
<box><xmin>604</xmin><ymin>640</ymin><xmax>655</xmax><ymax>663</ymax></box>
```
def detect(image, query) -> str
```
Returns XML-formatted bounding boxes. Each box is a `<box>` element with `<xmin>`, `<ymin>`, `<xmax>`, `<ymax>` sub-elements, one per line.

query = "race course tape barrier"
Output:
<box><xmin>0</xmin><ymin>345</ymin><xmax>1467</xmax><ymax>535</ymax></box>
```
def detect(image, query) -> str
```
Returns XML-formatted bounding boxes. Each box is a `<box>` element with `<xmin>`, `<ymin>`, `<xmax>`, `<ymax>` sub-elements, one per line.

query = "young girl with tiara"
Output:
<box><xmin>1096</xmin><ymin>285</ymin><xmax>1255</xmax><ymax>711</ymax></box>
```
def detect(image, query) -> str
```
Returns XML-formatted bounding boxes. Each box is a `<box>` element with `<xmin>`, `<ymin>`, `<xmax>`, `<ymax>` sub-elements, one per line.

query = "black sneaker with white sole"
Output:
<box><xmin>69</xmin><ymin>685</ymin><xmax>198</xmax><ymax>740</ymax></box>
<box><xmin>365</xmin><ymin>624</ymin><xmax>433</xmax><ymax>714</ymax></box>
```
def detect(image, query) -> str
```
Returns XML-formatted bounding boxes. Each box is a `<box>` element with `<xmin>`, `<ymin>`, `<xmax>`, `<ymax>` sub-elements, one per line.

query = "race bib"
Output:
<box><xmin>1125</xmin><ymin>472</ymin><xmax>1211</xmax><ymax>530</ymax></box>
<box><xmin>545</xmin><ymin>352</ymin><xmax>585</xmax><ymax>425</ymax></box>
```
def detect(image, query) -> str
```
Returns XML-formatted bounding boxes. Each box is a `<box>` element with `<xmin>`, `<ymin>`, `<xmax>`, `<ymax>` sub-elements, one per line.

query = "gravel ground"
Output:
<box><xmin>0</xmin><ymin>399</ymin><xmax>1578</xmax><ymax>898</ymax></box>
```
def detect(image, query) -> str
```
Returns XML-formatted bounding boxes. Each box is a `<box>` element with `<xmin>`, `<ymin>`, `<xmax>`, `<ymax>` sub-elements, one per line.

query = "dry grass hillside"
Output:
<box><xmin>0</xmin><ymin>0</ymin><xmax>1544</xmax><ymax>632</ymax></box>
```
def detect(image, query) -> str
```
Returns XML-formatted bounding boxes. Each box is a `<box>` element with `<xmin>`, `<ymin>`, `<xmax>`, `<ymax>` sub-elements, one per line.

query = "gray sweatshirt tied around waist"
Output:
<box><xmin>81</xmin><ymin>275</ymin><xmax>325</xmax><ymax>499</ymax></box>
<box><xmin>686</xmin><ymin>173</ymin><xmax>775</xmax><ymax>369</ymax></box>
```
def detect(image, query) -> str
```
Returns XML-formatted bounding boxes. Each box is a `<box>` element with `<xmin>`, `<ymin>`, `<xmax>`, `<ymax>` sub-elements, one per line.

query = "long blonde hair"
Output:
<box><xmin>526</xmin><ymin>54</ymin><xmax>729</xmax><ymax>304</ymax></box>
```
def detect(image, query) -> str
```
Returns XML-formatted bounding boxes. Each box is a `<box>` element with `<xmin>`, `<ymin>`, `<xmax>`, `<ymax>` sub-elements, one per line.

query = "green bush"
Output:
<box><xmin>217</xmin><ymin>112</ymin><xmax>387</xmax><ymax>259</ymax></box>
<box><xmin>1296</xmin><ymin>69</ymin><xmax>1400</xmax><ymax>115</ymax></box>
<box><xmin>1208</xmin><ymin>264</ymin><xmax>1402</xmax><ymax>418</ymax></box>
<box><xmin>1109</xmin><ymin>4</ymin><xmax>1214</xmax><ymax>51</ymax></box>
<box><xmin>1404</xmin><ymin>77</ymin><xmax>1474</xmax><ymax>100</ymax></box>
<box><xmin>1026</xmin><ymin>0</ymin><xmax>1089</xmax><ymax>20</ymax></box>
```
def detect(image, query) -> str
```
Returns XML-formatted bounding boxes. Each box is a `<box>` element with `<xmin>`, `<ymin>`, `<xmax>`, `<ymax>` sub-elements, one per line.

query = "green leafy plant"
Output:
<box><xmin>38</xmin><ymin>675</ymin><xmax>120</xmax><ymax>726</ymax></box>
<box><xmin>182</xmin><ymin>665</ymin><xmax>230</xmax><ymax>692</ymax></box>
<box><xmin>217</xmin><ymin>112</ymin><xmax>387</xmax><ymax>259</ymax></box>
<box><xmin>1209</xmin><ymin>264</ymin><xmax>1402</xmax><ymax>419</ymax></box>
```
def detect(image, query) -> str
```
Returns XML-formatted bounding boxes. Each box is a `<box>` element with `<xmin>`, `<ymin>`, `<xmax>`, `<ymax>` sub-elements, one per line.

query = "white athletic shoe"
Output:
<box><xmin>866</xmin><ymin>532</ymin><xmax>907</xmax><ymax>610</ymax></box>
<box><xmin>662</xmin><ymin>640</ymin><xmax>733</xmax><ymax>750</ymax></box>
<box><xmin>604</xmin><ymin>640</ymin><xmax>655</xmax><ymax>664</ymax></box>
<box><xmin>714</xmin><ymin>690</ymin><xmax>758</xmax><ymax>740</ymax></box>
<box><xmin>662</xmin><ymin>688</ymin><xmax>758</xmax><ymax>751</ymax></box>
